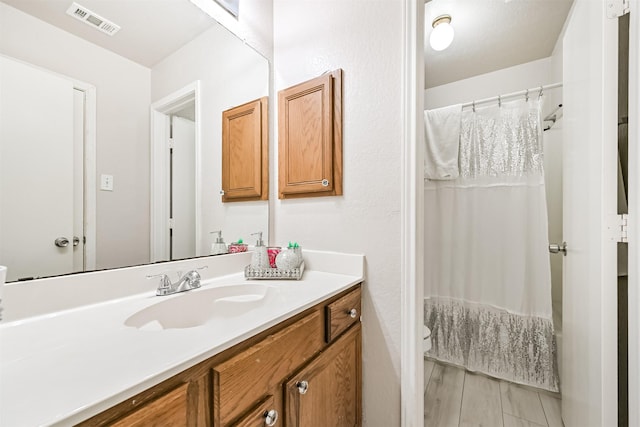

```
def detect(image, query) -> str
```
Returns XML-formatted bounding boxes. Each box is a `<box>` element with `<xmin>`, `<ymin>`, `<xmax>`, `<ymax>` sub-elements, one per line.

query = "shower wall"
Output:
<box><xmin>424</xmin><ymin>46</ymin><xmax>565</xmax><ymax>326</ymax></box>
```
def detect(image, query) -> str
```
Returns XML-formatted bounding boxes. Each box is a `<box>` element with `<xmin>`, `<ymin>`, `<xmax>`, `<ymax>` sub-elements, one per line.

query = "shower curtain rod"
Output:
<box><xmin>462</xmin><ymin>82</ymin><xmax>563</xmax><ymax>109</ymax></box>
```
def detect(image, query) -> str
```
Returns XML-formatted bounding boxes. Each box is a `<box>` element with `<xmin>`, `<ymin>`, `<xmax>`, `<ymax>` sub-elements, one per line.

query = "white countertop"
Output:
<box><xmin>0</xmin><ymin>251</ymin><xmax>364</xmax><ymax>427</ymax></box>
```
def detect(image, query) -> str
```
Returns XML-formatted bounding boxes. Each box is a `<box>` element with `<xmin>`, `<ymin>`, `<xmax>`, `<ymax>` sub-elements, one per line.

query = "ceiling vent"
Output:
<box><xmin>66</xmin><ymin>2</ymin><xmax>121</xmax><ymax>36</ymax></box>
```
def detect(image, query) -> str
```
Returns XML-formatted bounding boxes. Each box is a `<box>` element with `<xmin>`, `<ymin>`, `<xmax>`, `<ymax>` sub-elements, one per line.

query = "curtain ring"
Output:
<box><xmin>498</xmin><ymin>95</ymin><xmax>502</xmax><ymax>108</ymax></box>
<box><xmin>538</xmin><ymin>86</ymin><xmax>543</xmax><ymax>98</ymax></box>
<box><xmin>472</xmin><ymin>101</ymin><xmax>476</xmax><ymax>112</ymax></box>
<box><xmin>525</xmin><ymin>89</ymin><xmax>529</xmax><ymax>102</ymax></box>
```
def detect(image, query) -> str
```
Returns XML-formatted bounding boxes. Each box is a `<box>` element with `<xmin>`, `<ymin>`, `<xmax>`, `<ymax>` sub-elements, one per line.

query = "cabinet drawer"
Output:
<box><xmin>110</xmin><ymin>382</ymin><xmax>189</xmax><ymax>427</ymax></box>
<box><xmin>214</xmin><ymin>310</ymin><xmax>323</xmax><ymax>425</ymax></box>
<box><xmin>230</xmin><ymin>395</ymin><xmax>279</xmax><ymax>427</ymax></box>
<box><xmin>326</xmin><ymin>286</ymin><xmax>361</xmax><ymax>343</ymax></box>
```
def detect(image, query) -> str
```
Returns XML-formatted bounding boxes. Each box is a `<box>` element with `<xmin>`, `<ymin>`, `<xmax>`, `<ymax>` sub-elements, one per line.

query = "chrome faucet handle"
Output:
<box><xmin>178</xmin><ymin>265</ymin><xmax>207</xmax><ymax>276</ymax></box>
<box><xmin>146</xmin><ymin>273</ymin><xmax>173</xmax><ymax>295</ymax></box>
<box><xmin>177</xmin><ymin>266</ymin><xmax>207</xmax><ymax>280</ymax></box>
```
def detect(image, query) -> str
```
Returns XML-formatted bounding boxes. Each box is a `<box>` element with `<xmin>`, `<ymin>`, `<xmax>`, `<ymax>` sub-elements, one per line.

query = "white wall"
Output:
<box><xmin>425</xmin><ymin>56</ymin><xmax>556</xmax><ymax>109</ymax></box>
<box><xmin>0</xmin><ymin>3</ymin><xmax>151</xmax><ymax>270</ymax></box>
<box><xmin>151</xmin><ymin>24</ymin><xmax>270</xmax><ymax>253</ymax></box>
<box><xmin>273</xmin><ymin>1</ymin><xmax>403</xmax><ymax>425</ymax></box>
<box><xmin>425</xmin><ymin>55</ymin><xmax>565</xmax><ymax>322</ymax></box>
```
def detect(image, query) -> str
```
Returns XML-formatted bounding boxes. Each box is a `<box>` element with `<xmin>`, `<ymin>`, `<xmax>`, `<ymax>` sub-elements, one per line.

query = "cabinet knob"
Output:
<box><xmin>347</xmin><ymin>308</ymin><xmax>358</xmax><ymax>319</ymax></box>
<box><xmin>296</xmin><ymin>380</ymin><xmax>309</xmax><ymax>395</ymax></box>
<box><xmin>264</xmin><ymin>409</ymin><xmax>278</xmax><ymax>426</ymax></box>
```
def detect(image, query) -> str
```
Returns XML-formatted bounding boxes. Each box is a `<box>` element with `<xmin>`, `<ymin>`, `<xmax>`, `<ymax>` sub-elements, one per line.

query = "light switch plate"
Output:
<box><xmin>100</xmin><ymin>174</ymin><xmax>114</xmax><ymax>191</ymax></box>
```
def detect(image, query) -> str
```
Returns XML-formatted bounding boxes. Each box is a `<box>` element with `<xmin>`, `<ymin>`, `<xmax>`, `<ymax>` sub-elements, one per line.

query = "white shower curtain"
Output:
<box><xmin>424</xmin><ymin>98</ymin><xmax>559</xmax><ymax>392</ymax></box>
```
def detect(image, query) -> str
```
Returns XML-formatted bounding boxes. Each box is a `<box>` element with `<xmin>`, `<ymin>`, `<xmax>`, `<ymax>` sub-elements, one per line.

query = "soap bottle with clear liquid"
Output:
<box><xmin>209</xmin><ymin>230</ymin><xmax>228</xmax><ymax>255</ymax></box>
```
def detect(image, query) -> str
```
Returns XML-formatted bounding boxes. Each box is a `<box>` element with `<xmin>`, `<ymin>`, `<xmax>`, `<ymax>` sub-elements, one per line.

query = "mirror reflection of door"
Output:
<box><xmin>0</xmin><ymin>56</ymin><xmax>85</xmax><ymax>281</ymax></box>
<box><xmin>170</xmin><ymin>106</ymin><xmax>196</xmax><ymax>261</ymax></box>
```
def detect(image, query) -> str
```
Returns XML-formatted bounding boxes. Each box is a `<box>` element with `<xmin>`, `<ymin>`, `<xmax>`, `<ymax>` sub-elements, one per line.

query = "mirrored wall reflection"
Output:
<box><xmin>0</xmin><ymin>0</ymin><xmax>269</xmax><ymax>282</ymax></box>
<box><xmin>214</xmin><ymin>0</ymin><xmax>239</xmax><ymax>17</ymax></box>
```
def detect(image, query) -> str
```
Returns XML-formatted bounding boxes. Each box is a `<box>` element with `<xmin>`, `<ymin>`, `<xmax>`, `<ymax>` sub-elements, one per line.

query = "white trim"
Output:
<box><xmin>628</xmin><ymin>1</ymin><xmax>639</xmax><ymax>424</ymax></box>
<box><xmin>80</xmin><ymin>85</ymin><xmax>97</xmax><ymax>271</ymax></box>
<box><xmin>194</xmin><ymin>85</ymin><xmax>203</xmax><ymax>257</ymax></box>
<box><xmin>150</xmin><ymin>109</ymin><xmax>170</xmax><ymax>261</ymax></box>
<box><xmin>150</xmin><ymin>81</ymin><xmax>202</xmax><ymax>262</ymax></box>
<box><xmin>67</xmin><ymin>79</ymin><xmax>97</xmax><ymax>272</ymax></box>
<box><xmin>400</xmin><ymin>1</ymin><xmax>424</xmax><ymax>426</ymax></box>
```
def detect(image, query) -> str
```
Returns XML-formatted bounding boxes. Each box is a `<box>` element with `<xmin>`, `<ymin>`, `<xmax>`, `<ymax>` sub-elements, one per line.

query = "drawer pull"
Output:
<box><xmin>264</xmin><ymin>409</ymin><xmax>278</xmax><ymax>426</ymax></box>
<box><xmin>348</xmin><ymin>308</ymin><xmax>358</xmax><ymax>319</ymax></box>
<box><xmin>296</xmin><ymin>380</ymin><xmax>309</xmax><ymax>395</ymax></box>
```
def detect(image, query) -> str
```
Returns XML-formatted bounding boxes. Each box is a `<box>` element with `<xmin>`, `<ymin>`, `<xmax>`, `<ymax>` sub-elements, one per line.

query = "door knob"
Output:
<box><xmin>54</xmin><ymin>237</ymin><xmax>69</xmax><ymax>247</ymax></box>
<box><xmin>73</xmin><ymin>236</ymin><xmax>80</xmax><ymax>247</ymax></box>
<box><xmin>548</xmin><ymin>242</ymin><xmax>567</xmax><ymax>256</ymax></box>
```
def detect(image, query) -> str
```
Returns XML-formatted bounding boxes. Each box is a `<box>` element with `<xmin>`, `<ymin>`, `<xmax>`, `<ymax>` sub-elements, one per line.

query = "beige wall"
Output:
<box><xmin>272</xmin><ymin>1</ymin><xmax>404</xmax><ymax>425</ymax></box>
<box><xmin>0</xmin><ymin>3</ymin><xmax>151</xmax><ymax>270</ymax></box>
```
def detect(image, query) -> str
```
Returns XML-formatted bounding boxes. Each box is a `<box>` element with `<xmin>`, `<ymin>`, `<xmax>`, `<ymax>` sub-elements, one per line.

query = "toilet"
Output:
<box><xmin>423</xmin><ymin>325</ymin><xmax>432</xmax><ymax>354</ymax></box>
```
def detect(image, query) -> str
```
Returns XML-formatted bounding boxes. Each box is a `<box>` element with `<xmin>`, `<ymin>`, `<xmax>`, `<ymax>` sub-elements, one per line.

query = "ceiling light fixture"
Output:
<box><xmin>430</xmin><ymin>14</ymin><xmax>454</xmax><ymax>51</ymax></box>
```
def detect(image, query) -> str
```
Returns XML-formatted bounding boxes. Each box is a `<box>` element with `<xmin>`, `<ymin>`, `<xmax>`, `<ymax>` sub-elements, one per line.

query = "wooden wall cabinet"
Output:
<box><xmin>77</xmin><ymin>285</ymin><xmax>361</xmax><ymax>427</ymax></box>
<box><xmin>278</xmin><ymin>69</ymin><xmax>343</xmax><ymax>199</ymax></box>
<box><xmin>222</xmin><ymin>97</ymin><xmax>268</xmax><ymax>202</ymax></box>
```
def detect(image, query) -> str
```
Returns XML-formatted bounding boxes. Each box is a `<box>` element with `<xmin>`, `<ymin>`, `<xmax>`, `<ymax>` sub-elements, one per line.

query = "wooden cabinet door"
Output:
<box><xmin>285</xmin><ymin>324</ymin><xmax>361</xmax><ymax>427</ymax></box>
<box><xmin>222</xmin><ymin>97</ymin><xmax>268</xmax><ymax>202</ymax></box>
<box><xmin>278</xmin><ymin>70</ymin><xmax>342</xmax><ymax>198</ymax></box>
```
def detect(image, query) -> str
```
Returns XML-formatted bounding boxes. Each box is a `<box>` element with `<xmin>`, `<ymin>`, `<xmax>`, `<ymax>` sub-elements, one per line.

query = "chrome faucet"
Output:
<box><xmin>147</xmin><ymin>266</ymin><xmax>207</xmax><ymax>296</ymax></box>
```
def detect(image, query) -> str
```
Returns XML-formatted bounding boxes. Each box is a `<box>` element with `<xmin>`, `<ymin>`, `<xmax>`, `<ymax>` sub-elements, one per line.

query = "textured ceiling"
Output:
<box><xmin>1</xmin><ymin>0</ymin><xmax>216</xmax><ymax>68</ymax></box>
<box><xmin>425</xmin><ymin>0</ymin><xmax>574</xmax><ymax>88</ymax></box>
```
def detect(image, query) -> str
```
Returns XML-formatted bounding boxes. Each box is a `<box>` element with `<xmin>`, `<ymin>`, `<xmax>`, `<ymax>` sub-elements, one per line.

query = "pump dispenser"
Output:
<box><xmin>210</xmin><ymin>231</ymin><xmax>228</xmax><ymax>255</ymax></box>
<box><xmin>250</xmin><ymin>232</ymin><xmax>270</xmax><ymax>268</ymax></box>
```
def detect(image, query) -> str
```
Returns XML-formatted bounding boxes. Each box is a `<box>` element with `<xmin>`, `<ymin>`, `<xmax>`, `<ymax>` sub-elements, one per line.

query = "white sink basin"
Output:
<box><xmin>124</xmin><ymin>284</ymin><xmax>273</xmax><ymax>330</ymax></box>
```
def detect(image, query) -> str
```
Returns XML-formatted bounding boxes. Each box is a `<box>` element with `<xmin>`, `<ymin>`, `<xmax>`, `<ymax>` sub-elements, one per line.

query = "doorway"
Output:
<box><xmin>405</xmin><ymin>2</ymin><xmax>640</xmax><ymax>427</ymax></box>
<box><xmin>150</xmin><ymin>82</ymin><xmax>202</xmax><ymax>262</ymax></box>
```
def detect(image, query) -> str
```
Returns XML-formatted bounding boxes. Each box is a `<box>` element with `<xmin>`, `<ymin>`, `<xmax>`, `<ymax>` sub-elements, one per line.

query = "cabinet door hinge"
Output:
<box><xmin>607</xmin><ymin>0</ymin><xmax>630</xmax><ymax>18</ymax></box>
<box><xmin>168</xmin><ymin>138</ymin><xmax>175</xmax><ymax>150</ymax></box>
<box><xmin>168</xmin><ymin>218</ymin><xmax>175</xmax><ymax>229</ymax></box>
<box><xmin>607</xmin><ymin>214</ymin><xmax>629</xmax><ymax>242</ymax></box>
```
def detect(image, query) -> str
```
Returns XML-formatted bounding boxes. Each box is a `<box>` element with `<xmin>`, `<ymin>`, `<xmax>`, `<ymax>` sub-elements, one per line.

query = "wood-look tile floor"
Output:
<box><xmin>424</xmin><ymin>359</ymin><xmax>564</xmax><ymax>427</ymax></box>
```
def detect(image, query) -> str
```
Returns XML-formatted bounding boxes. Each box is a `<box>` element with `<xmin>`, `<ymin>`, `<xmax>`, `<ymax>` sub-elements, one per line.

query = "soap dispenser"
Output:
<box><xmin>250</xmin><ymin>232</ymin><xmax>270</xmax><ymax>269</ymax></box>
<box><xmin>210</xmin><ymin>231</ymin><xmax>228</xmax><ymax>255</ymax></box>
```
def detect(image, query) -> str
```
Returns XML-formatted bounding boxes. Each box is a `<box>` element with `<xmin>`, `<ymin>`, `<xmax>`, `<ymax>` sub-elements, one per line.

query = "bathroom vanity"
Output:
<box><xmin>82</xmin><ymin>285</ymin><xmax>360</xmax><ymax>426</ymax></box>
<box><xmin>0</xmin><ymin>250</ymin><xmax>364</xmax><ymax>426</ymax></box>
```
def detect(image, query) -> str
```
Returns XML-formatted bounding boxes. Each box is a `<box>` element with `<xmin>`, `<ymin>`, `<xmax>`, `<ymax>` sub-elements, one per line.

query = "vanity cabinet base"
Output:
<box><xmin>76</xmin><ymin>284</ymin><xmax>362</xmax><ymax>427</ymax></box>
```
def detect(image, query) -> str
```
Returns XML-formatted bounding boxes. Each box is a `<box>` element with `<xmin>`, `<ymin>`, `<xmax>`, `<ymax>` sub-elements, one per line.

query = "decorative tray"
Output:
<box><xmin>244</xmin><ymin>262</ymin><xmax>305</xmax><ymax>280</ymax></box>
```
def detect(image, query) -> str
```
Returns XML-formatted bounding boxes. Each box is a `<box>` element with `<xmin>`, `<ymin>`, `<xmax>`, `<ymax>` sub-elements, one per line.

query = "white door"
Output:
<box><xmin>0</xmin><ymin>56</ymin><xmax>75</xmax><ymax>281</ymax></box>
<box><xmin>562</xmin><ymin>1</ymin><xmax>619</xmax><ymax>426</ymax></box>
<box><xmin>171</xmin><ymin>115</ymin><xmax>196</xmax><ymax>260</ymax></box>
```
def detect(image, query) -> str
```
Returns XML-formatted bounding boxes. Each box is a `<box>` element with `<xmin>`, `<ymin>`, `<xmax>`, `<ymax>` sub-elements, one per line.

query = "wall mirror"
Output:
<box><xmin>0</xmin><ymin>0</ymin><xmax>269</xmax><ymax>282</ymax></box>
